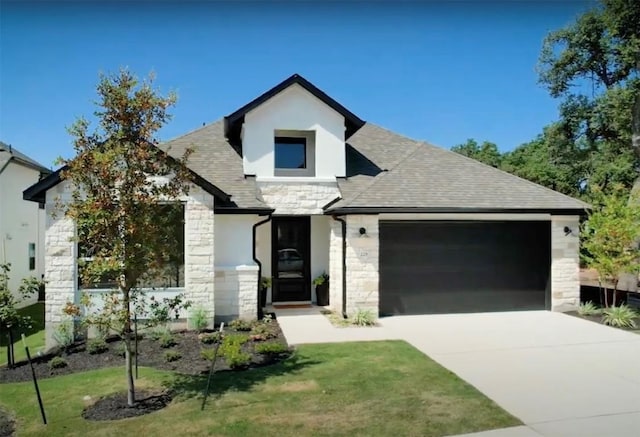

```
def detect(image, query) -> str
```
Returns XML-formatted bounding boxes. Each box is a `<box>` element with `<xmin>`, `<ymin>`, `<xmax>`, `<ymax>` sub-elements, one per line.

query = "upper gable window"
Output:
<box><xmin>275</xmin><ymin>137</ymin><xmax>306</xmax><ymax>169</ymax></box>
<box><xmin>274</xmin><ymin>130</ymin><xmax>315</xmax><ymax>177</ymax></box>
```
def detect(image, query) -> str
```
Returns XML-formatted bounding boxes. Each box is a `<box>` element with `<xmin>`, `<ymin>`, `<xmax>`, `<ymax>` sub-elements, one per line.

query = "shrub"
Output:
<box><xmin>200</xmin><ymin>348</ymin><xmax>216</xmax><ymax>361</ymax></box>
<box><xmin>164</xmin><ymin>350</ymin><xmax>182</xmax><ymax>362</ymax></box>
<box><xmin>602</xmin><ymin>305</ymin><xmax>637</xmax><ymax>328</ymax></box>
<box><xmin>199</xmin><ymin>332</ymin><xmax>223</xmax><ymax>344</ymax></box>
<box><xmin>578</xmin><ymin>301</ymin><xmax>602</xmax><ymax>316</ymax></box>
<box><xmin>159</xmin><ymin>331</ymin><xmax>177</xmax><ymax>348</ymax></box>
<box><xmin>87</xmin><ymin>338</ymin><xmax>108</xmax><ymax>355</ymax></box>
<box><xmin>255</xmin><ymin>342</ymin><xmax>288</xmax><ymax>355</ymax></box>
<box><xmin>250</xmin><ymin>323</ymin><xmax>277</xmax><ymax>339</ymax></box>
<box><xmin>229</xmin><ymin>319</ymin><xmax>253</xmax><ymax>331</ymax></box>
<box><xmin>148</xmin><ymin>327</ymin><xmax>169</xmax><ymax>341</ymax></box>
<box><xmin>53</xmin><ymin>319</ymin><xmax>76</xmax><ymax>351</ymax></box>
<box><xmin>312</xmin><ymin>272</ymin><xmax>329</xmax><ymax>286</ymax></box>
<box><xmin>113</xmin><ymin>342</ymin><xmax>136</xmax><ymax>358</ymax></box>
<box><xmin>49</xmin><ymin>356</ymin><xmax>68</xmax><ymax>370</ymax></box>
<box><xmin>351</xmin><ymin>309</ymin><xmax>376</xmax><ymax>326</ymax></box>
<box><xmin>188</xmin><ymin>306</ymin><xmax>209</xmax><ymax>332</ymax></box>
<box><xmin>224</xmin><ymin>349</ymin><xmax>251</xmax><ymax>369</ymax></box>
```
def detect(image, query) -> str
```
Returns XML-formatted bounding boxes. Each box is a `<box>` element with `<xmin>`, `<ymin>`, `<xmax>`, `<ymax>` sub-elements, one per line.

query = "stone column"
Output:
<box><xmin>345</xmin><ymin>215</ymin><xmax>379</xmax><ymax>316</ymax></box>
<box><xmin>184</xmin><ymin>188</ymin><xmax>215</xmax><ymax>328</ymax></box>
<box><xmin>328</xmin><ymin>218</ymin><xmax>344</xmax><ymax>314</ymax></box>
<box><xmin>44</xmin><ymin>183</ymin><xmax>77</xmax><ymax>350</ymax></box>
<box><xmin>551</xmin><ymin>216</ymin><xmax>580</xmax><ymax>311</ymax></box>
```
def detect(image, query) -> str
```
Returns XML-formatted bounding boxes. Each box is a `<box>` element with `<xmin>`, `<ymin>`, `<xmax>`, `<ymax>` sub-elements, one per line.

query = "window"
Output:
<box><xmin>28</xmin><ymin>243</ymin><xmax>36</xmax><ymax>270</ymax></box>
<box><xmin>77</xmin><ymin>203</ymin><xmax>185</xmax><ymax>289</ymax></box>
<box><xmin>273</xmin><ymin>131</ymin><xmax>315</xmax><ymax>177</ymax></box>
<box><xmin>275</xmin><ymin>137</ymin><xmax>306</xmax><ymax>169</ymax></box>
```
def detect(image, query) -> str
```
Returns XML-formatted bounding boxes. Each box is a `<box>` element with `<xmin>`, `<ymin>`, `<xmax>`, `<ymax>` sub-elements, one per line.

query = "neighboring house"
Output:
<box><xmin>24</xmin><ymin>74</ymin><xmax>588</xmax><ymax>348</ymax></box>
<box><xmin>0</xmin><ymin>142</ymin><xmax>50</xmax><ymax>304</ymax></box>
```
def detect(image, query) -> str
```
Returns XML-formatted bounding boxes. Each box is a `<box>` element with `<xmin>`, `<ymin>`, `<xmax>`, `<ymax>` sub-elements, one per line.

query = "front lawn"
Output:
<box><xmin>1</xmin><ymin>303</ymin><xmax>45</xmax><ymax>366</ymax></box>
<box><xmin>0</xmin><ymin>341</ymin><xmax>519</xmax><ymax>436</ymax></box>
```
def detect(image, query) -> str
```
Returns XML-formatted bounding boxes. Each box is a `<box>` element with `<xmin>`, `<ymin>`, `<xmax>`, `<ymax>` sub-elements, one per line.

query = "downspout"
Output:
<box><xmin>253</xmin><ymin>213</ymin><xmax>272</xmax><ymax>319</ymax></box>
<box><xmin>332</xmin><ymin>215</ymin><xmax>348</xmax><ymax>318</ymax></box>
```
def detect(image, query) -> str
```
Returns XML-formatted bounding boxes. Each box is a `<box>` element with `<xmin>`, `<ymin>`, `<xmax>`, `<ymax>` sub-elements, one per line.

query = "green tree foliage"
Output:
<box><xmin>57</xmin><ymin>70</ymin><xmax>193</xmax><ymax>406</ymax></box>
<box><xmin>538</xmin><ymin>0</ymin><xmax>640</xmax><ymax>197</ymax></box>
<box><xmin>0</xmin><ymin>264</ymin><xmax>41</xmax><ymax>367</ymax></box>
<box><xmin>581</xmin><ymin>185</ymin><xmax>640</xmax><ymax>307</ymax></box>
<box><xmin>451</xmin><ymin>139</ymin><xmax>502</xmax><ymax>168</ymax></box>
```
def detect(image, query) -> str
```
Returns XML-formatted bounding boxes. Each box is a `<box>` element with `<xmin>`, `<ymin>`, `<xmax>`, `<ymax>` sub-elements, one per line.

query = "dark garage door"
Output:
<box><xmin>379</xmin><ymin>221</ymin><xmax>551</xmax><ymax>315</ymax></box>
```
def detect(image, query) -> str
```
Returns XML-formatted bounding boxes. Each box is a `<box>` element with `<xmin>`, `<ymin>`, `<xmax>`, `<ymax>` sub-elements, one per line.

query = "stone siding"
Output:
<box><xmin>551</xmin><ymin>216</ymin><xmax>581</xmax><ymax>312</ymax></box>
<box><xmin>257</xmin><ymin>181</ymin><xmax>340</xmax><ymax>215</ymax></box>
<box><xmin>344</xmin><ymin>215</ymin><xmax>379</xmax><ymax>316</ymax></box>
<box><xmin>214</xmin><ymin>265</ymin><xmax>259</xmax><ymax>322</ymax></box>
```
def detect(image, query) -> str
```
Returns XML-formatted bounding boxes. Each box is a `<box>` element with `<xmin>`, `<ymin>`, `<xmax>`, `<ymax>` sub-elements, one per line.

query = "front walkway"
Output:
<box><xmin>274</xmin><ymin>308</ymin><xmax>640</xmax><ymax>437</ymax></box>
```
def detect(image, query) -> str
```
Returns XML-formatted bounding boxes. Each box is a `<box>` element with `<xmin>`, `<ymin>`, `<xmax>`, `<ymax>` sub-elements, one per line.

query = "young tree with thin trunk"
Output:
<box><xmin>57</xmin><ymin>70</ymin><xmax>192</xmax><ymax>406</ymax></box>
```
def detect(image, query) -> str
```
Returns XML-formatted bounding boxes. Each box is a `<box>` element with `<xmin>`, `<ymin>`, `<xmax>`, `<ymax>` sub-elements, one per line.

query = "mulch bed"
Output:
<box><xmin>82</xmin><ymin>390</ymin><xmax>173</xmax><ymax>421</ymax></box>
<box><xmin>567</xmin><ymin>311</ymin><xmax>640</xmax><ymax>333</ymax></box>
<box><xmin>0</xmin><ymin>406</ymin><xmax>15</xmax><ymax>437</ymax></box>
<box><xmin>0</xmin><ymin>319</ymin><xmax>290</xmax><ymax>384</ymax></box>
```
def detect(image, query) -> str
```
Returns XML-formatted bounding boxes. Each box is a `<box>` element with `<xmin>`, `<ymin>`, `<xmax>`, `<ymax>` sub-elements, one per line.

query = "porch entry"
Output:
<box><xmin>271</xmin><ymin>216</ymin><xmax>311</xmax><ymax>302</ymax></box>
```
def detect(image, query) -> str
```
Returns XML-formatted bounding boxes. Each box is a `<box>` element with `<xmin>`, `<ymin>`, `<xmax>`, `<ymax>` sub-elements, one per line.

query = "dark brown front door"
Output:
<box><xmin>272</xmin><ymin>216</ymin><xmax>311</xmax><ymax>302</ymax></box>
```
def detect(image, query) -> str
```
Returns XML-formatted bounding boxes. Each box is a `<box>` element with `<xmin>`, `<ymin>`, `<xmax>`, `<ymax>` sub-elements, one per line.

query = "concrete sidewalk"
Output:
<box><xmin>274</xmin><ymin>308</ymin><xmax>640</xmax><ymax>437</ymax></box>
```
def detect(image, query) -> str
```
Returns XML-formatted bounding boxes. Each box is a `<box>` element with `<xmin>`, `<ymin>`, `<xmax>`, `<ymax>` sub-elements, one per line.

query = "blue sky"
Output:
<box><xmin>1</xmin><ymin>0</ymin><xmax>595</xmax><ymax>169</ymax></box>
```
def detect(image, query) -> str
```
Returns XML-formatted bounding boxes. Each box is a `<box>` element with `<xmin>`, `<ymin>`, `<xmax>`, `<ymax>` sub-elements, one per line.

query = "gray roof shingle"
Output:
<box><xmin>0</xmin><ymin>141</ymin><xmax>51</xmax><ymax>175</ymax></box>
<box><xmin>160</xmin><ymin>120</ymin><xmax>587</xmax><ymax>213</ymax></box>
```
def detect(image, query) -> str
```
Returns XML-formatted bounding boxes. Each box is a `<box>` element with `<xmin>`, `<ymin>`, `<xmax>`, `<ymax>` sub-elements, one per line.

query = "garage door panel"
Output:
<box><xmin>379</xmin><ymin>221</ymin><xmax>551</xmax><ymax>315</ymax></box>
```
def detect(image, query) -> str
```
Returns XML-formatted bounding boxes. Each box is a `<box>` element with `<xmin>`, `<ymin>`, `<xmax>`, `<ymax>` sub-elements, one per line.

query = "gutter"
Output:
<box><xmin>331</xmin><ymin>215</ymin><xmax>348</xmax><ymax>318</ymax></box>
<box><xmin>252</xmin><ymin>213</ymin><xmax>273</xmax><ymax>319</ymax></box>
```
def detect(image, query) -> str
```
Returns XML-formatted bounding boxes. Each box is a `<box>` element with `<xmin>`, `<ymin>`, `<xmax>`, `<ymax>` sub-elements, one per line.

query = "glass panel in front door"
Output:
<box><xmin>276</xmin><ymin>223</ymin><xmax>305</xmax><ymax>280</ymax></box>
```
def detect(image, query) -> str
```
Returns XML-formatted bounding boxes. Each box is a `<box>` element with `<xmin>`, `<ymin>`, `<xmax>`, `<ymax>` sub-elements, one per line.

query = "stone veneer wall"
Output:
<box><xmin>344</xmin><ymin>215</ymin><xmax>379</xmax><ymax>316</ymax></box>
<box><xmin>328</xmin><ymin>217</ymin><xmax>344</xmax><ymax>314</ymax></box>
<box><xmin>43</xmin><ymin>182</ymin><xmax>216</xmax><ymax>349</ymax></box>
<box><xmin>44</xmin><ymin>182</ymin><xmax>77</xmax><ymax>349</ymax></box>
<box><xmin>551</xmin><ymin>216</ymin><xmax>580</xmax><ymax>312</ymax></box>
<box><xmin>214</xmin><ymin>265</ymin><xmax>259</xmax><ymax>322</ymax></box>
<box><xmin>184</xmin><ymin>187</ymin><xmax>215</xmax><ymax>327</ymax></box>
<box><xmin>257</xmin><ymin>181</ymin><xmax>340</xmax><ymax>215</ymax></box>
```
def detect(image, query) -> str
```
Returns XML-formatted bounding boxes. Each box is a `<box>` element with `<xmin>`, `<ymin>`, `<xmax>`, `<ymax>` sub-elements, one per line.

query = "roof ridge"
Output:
<box><xmin>426</xmin><ymin>141</ymin><xmax>590</xmax><ymax>208</ymax></box>
<box><xmin>339</xmin><ymin>141</ymin><xmax>424</xmax><ymax>208</ymax></box>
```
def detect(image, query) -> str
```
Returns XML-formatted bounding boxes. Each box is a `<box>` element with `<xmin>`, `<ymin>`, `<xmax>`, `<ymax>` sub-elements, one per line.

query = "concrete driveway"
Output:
<box><xmin>379</xmin><ymin>311</ymin><xmax>640</xmax><ymax>437</ymax></box>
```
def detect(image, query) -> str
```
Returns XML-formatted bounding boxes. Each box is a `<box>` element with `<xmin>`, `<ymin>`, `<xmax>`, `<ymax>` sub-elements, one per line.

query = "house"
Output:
<box><xmin>1</xmin><ymin>142</ymin><xmax>50</xmax><ymax>304</ymax></box>
<box><xmin>24</xmin><ymin>74</ymin><xmax>588</xmax><ymax>348</ymax></box>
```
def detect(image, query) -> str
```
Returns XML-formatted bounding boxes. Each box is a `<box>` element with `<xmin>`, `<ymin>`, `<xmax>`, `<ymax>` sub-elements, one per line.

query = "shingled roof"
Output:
<box><xmin>160</xmin><ymin>119</ymin><xmax>587</xmax><ymax>214</ymax></box>
<box><xmin>0</xmin><ymin>141</ymin><xmax>51</xmax><ymax>175</ymax></box>
<box><xmin>330</xmin><ymin>124</ymin><xmax>589</xmax><ymax>213</ymax></box>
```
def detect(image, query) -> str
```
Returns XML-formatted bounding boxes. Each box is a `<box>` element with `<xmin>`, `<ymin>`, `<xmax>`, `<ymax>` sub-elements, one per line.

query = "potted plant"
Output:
<box><xmin>259</xmin><ymin>277</ymin><xmax>271</xmax><ymax>309</ymax></box>
<box><xmin>313</xmin><ymin>272</ymin><xmax>330</xmax><ymax>306</ymax></box>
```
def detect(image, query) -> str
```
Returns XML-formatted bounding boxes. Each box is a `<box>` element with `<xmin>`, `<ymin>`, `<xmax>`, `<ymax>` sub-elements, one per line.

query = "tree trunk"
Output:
<box><xmin>122</xmin><ymin>286</ymin><xmax>135</xmax><ymax>407</ymax></box>
<box><xmin>8</xmin><ymin>328</ymin><xmax>14</xmax><ymax>367</ymax></box>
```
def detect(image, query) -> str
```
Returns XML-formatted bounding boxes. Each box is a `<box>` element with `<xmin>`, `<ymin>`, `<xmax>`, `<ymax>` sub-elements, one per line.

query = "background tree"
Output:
<box><xmin>0</xmin><ymin>264</ymin><xmax>41</xmax><ymax>367</ymax></box>
<box><xmin>581</xmin><ymin>185</ymin><xmax>640</xmax><ymax>306</ymax></box>
<box><xmin>537</xmin><ymin>0</ymin><xmax>640</xmax><ymax>198</ymax></box>
<box><xmin>57</xmin><ymin>70</ymin><xmax>193</xmax><ymax>406</ymax></box>
<box><xmin>451</xmin><ymin>139</ymin><xmax>502</xmax><ymax>167</ymax></box>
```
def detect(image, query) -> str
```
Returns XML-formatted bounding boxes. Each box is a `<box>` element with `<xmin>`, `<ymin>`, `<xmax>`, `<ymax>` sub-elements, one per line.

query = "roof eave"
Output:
<box><xmin>324</xmin><ymin>206</ymin><xmax>590</xmax><ymax>216</ymax></box>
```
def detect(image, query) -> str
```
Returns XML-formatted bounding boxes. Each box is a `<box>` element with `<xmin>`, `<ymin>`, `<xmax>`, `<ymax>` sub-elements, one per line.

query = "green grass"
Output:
<box><xmin>1</xmin><ymin>303</ymin><xmax>45</xmax><ymax>366</ymax></box>
<box><xmin>0</xmin><ymin>341</ymin><xmax>520</xmax><ymax>436</ymax></box>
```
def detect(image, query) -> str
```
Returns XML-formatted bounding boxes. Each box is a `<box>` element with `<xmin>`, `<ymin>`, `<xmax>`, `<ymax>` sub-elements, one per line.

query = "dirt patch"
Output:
<box><xmin>267</xmin><ymin>380</ymin><xmax>318</xmax><ymax>393</ymax></box>
<box><xmin>0</xmin><ymin>405</ymin><xmax>15</xmax><ymax>437</ymax></box>
<box><xmin>82</xmin><ymin>389</ymin><xmax>172</xmax><ymax>421</ymax></box>
<box><xmin>0</xmin><ymin>318</ymin><xmax>290</xmax><ymax>384</ymax></box>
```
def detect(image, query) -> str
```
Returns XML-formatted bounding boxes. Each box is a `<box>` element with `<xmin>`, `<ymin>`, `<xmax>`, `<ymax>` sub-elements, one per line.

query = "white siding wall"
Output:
<box><xmin>242</xmin><ymin>84</ymin><xmax>346</xmax><ymax>179</ymax></box>
<box><xmin>0</xmin><ymin>163</ymin><xmax>46</xmax><ymax>305</ymax></box>
<box><xmin>215</xmin><ymin>215</ymin><xmax>259</xmax><ymax>266</ymax></box>
<box><xmin>310</xmin><ymin>215</ymin><xmax>330</xmax><ymax>303</ymax></box>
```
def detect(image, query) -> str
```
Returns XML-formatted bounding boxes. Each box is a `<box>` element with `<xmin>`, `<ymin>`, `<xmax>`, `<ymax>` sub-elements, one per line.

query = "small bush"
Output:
<box><xmin>148</xmin><ymin>326</ymin><xmax>170</xmax><ymax>341</ymax></box>
<box><xmin>189</xmin><ymin>306</ymin><xmax>209</xmax><ymax>332</ymax></box>
<box><xmin>199</xmin><ymin>332</ymin><xmax>223</xmax><ymax>344</ymax></box>
<box><xmin>49</xmin><ymin>356</ymin><xmax>68</xmax><ymax>370</ymax></box>
<box><xmin>261</xmin><ymin>313</ymin><xmax>273</xmax><ymax>324</ymax></box>
<box><xmin>255</xmin><ymin>342</ymin><xmax>288</xmax><ymax>355</ymax></box>
<box><xmin>223</xmin><ymin>333</ymin><xmax>250</xmax><ymax>346</ymax></box>
<box><xmin>229</xmin><ymin>318</ymin><xmax>253</xmax><ymax>331</ymax></box>
<box><xmin>351</xmin><ymin>309</ymin><xmax>376</xmax><ymax>326</ymax></box>
<box><xmin>578</xmin><ymin>301</ymin><xmax>602</xmax><ymax>316</ymax></box>
<box><xmin>164</xmin><ymin>350</ymin><xmax>182</xmax><ymax>362</ymax></box>
<box><xmin>602</xmin><ymin>305</ymin><xmax>637</xmax><ymax>328</ymax></box>
<box><xmin>113</xmin><ymin>342</ymin><xmax>136</xmax><ymax>358</ymax></box>
<box><xmin>159</xmin><ymin>331</ymin><xmax>177</xmax><ymax>348</ymax></box>
<box><xmin>224</xmin><ymin>349</ymin><xmax>251</xmax><ymax>369</ymax></box>
<box><xmin>87</xmin><ymin>338</ymin><xmax>108</xmax><ymax>355</ymax></box>
<box><xmin>250</xmin><ymin>323</ymin><xmax>277</xmax><ymax>339</ymax></box>
<box><xmin>200</xmin><ymin>348</ymin><xmax>216</xmax><ymax>361</ymax></box>
<box><xmin>53</xmin><ymin>320</ymin><xmax>76</xmax><ymax>351</ymax></box>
